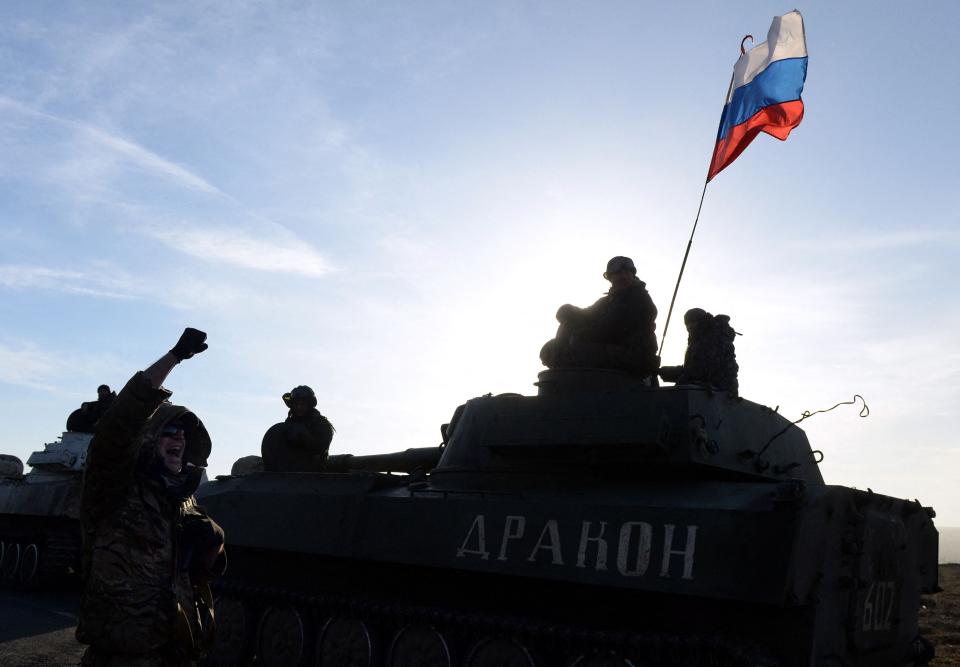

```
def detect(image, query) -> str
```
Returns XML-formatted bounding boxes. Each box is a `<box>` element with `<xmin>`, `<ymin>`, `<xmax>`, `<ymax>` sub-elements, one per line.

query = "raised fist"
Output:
<box><xmin>170</xmin><ymin>327</ymin><xmax>209</xmax><ymax>361</ymax></box>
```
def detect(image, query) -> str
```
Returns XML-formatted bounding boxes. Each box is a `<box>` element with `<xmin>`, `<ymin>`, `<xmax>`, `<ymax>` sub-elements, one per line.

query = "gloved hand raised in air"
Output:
<box><xmin>170</xmin><ymin>327</ymin><xmax>209</xmax><ymax>361</ymax></box>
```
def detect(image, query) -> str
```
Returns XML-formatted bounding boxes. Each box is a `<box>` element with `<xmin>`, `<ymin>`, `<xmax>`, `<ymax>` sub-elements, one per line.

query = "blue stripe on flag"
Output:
<box><xmin>716</xmin><ymin>57</ymin><xmax>808</xmax><ymax>141</ymax></box>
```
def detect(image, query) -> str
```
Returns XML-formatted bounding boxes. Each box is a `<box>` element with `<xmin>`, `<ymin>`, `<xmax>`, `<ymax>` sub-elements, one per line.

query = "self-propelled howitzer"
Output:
<box><xmin>198</xmin><ymin>369</ymin><xmax>939</xmax><ymax>666</ymax></box>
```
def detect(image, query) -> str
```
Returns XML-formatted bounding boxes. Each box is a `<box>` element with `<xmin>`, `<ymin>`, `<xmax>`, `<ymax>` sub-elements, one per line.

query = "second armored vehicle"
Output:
<box><xmin>0</xmin><ymin>432</ymin><xmax>92</xmax><ymax>587</ymax></box>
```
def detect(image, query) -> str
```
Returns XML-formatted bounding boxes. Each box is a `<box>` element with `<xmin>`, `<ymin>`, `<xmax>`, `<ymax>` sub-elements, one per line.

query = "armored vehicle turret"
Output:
<box><xmin>0</xmin><ymin>432</ymin><xmax>92</xmax><ymax>587</ymax></box>
<box><xmin>198</xmin><ymin>369</ymin><xmax>939</xmax><ymax>666</ymax></box>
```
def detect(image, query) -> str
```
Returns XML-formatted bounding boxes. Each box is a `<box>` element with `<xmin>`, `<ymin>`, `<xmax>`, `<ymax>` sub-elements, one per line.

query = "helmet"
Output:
<box><xmin>283</xmin><ymin>385</ymin><xmax>317</xmax><ymax>409</ymax></box>
<box><xmin>683</xmin><ymin>308</ymin><xmax>711</xmax><ymax>326</ymax></box>
<box><xmin>603</xmin><ymin>256</ymin><xmax>637</xmax><ymax>279</ymax></box>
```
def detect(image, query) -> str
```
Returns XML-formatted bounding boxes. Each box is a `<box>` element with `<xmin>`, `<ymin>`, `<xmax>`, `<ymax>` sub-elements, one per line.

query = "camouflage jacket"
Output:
<box><xmin>77</xmin><ymin>372</ymin><xmax>217</xmax><ymax>655</ymax></box>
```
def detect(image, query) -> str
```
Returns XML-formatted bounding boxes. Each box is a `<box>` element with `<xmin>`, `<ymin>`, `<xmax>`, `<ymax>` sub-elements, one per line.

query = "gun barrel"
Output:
<box><xmin>325</xmin><ymin>446</ymin><xmax>442</xmax><ymax>474</ymax></box>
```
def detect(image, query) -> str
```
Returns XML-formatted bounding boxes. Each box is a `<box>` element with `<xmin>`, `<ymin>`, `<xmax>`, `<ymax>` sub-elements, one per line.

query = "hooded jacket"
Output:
<box><xmin>77</xmin><ymin>371</ymin><xmax>218</xmax><ymax>656</ymax></box>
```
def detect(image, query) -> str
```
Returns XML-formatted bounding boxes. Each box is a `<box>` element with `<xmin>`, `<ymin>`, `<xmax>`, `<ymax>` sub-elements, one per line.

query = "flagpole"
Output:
<box><xmin>657</xmin><ymin>174</ymin><xmax>709</xmax><ymax>358</ymax></box>
<box><xmin>657</xmin><ymin>59</ymin><xmax>741</xmax><ymax>361</ymax></box>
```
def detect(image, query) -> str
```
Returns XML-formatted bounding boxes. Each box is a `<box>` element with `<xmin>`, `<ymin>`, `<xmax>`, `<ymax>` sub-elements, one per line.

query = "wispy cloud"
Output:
<box><xmin>0</xmin><ymin>262</ymin><xmax>272</xmax><ymax>313</ymax></box>
<box><xmin>0</xmin><ymin>337</ymin><xmax>134</xmax><ymax>396</ymax></box>
<box><xmin>0</xmin><ymin>96</ymin><xmax>334</xmax><ymax>280</ymax></box>
<box><xmin>0</xmin><ymin>95</ymin><xmax>222</xmax><ymax>196</ymax></box>
<box><xmin>138</xmin><ymin>225</ymin><xmax>334</xmax><ymax>277</ymax></box>
<box><xmin>0</xmin><ymin>341</ymin><xmax>71</xmax><ymax>392</ymax></box>
<box><xmin>0</xmin><ymin>265</ymin><xmax>139</xmax><ymax>300</ymax></box>
<box><xmin>81</xmin><ymin>125</ymin><xmax>222</xmax><ymax>195</ymax></box>
<box><xmin>792</xmin><ymin>228</ymin><xmax>960</xmax><ymax>252</ymax></box>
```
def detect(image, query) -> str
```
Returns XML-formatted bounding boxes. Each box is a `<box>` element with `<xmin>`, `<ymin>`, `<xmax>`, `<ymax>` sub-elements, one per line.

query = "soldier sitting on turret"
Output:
<box><xmin>659</xmin><ymin>308</ymin><xmax>739</xmax><ymax>395</ymax></box>
<box><xmin>540</xmin><ymin>256</ymin><xmax>660</xmax><ymax>379</ymax></box>
<box><xmin>261</xmin><ymin>385</ymin><xmax>335</xmax><ymax>472</ymax></box>
<box><xmin>66</xmin><ymin>384</ymin><xmax>117</xmax><ymax>433</ymax></box>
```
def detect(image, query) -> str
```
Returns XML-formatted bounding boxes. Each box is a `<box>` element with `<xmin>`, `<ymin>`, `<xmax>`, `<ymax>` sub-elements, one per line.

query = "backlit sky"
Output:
<box><xmin>1</xmin><ymin>2</ymin><xmax>958</xmax><ymax>524</ymax></box>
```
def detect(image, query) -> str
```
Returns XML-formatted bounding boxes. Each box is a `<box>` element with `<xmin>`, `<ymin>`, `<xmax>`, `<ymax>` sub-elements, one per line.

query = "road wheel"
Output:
<box><xmin>388</xmin><ymin>625</ymin><xmax>452</xmax><ymax>667</ymax></box>
<box><xmin>316</xmin><ymin>617</ymin><xmax>373</xmax><ymax>667</ymax></box>
<box><xmin>465</xmin><ymin>637</ymin><xmax>536</xmax><ymax>667</ymax></box>
<box><xmin>256</xmin><ymin>604</ymin><xmax>309</xmax><ymax>667</ymax></box>
<box><xmin>0</xmin><ymin>542</ymin><xmax>19</xmax><ymax>579</ymax></box>
<box><xmin>207</xmin><ymin>595</ymin><xmax>254</xmax><ymax>666</ymax></box>
<box><xmin>18</xmin><ymin>544</ymin><xmax>39</xmax><ymax>586</ymax></box>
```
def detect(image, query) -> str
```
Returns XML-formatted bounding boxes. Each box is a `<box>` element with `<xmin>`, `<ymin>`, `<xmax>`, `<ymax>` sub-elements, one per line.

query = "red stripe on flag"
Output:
<box><xmin>708</xmin><ymin>99</ymin><xmax>804</xmax><ymax>181</ymax></box>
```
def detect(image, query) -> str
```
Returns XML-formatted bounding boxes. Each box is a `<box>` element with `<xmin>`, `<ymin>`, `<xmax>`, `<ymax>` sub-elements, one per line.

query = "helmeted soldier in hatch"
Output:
<box><xmin>261</xmin><ymin>385</ymin><xmax>335</xmax><ymax>472</ymax></box>
<box><xmin>67</xmin><ymin>384</ymin><xmax>117</xmax><ymax>433</ymax></box>
<box><xmin>77</xmin><ymin>328</ymin><xmax>225</xmax><ymax>666</ymax></box>
<box><xmin>659</xmin><ymin>308</ymin><xmax>739</xmax><ymax>395</ymax></box>
<box><xmin>540</xmin><ymin>256</ymin><xmax>660</xmax><ymax>378</ymax></box>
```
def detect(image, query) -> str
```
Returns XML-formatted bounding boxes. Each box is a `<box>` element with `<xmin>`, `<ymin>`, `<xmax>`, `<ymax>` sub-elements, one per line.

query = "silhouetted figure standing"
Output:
<box><xmin>660</xmin><ymin>308</ymin><xmax>739</xmax><ymax>395</ymax></box>
<box><xmin>540</xmin><ymin>256</ymin><xmax>659</xmax><ymax>378</ymax></box>
<box><xmin>262</xmin><ymin>385</ymin><xmax>335</xmax><ymax>472</ymax></box>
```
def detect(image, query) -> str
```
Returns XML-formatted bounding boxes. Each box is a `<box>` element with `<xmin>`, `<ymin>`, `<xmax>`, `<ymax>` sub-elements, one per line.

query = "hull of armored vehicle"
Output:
<box><xmin>199</xmin><ymin>475</ymin><xmax>937</xmax><ymax>666</ymax></box>
<box><xmin>0</xmin><ymin>432</ymin><xmax>91</xmax><ymax>587</ymax></box>
<box><xmin>197</xmin><ymin>376</ymin><xmax>938</xmax><ymax>666</ymax></box>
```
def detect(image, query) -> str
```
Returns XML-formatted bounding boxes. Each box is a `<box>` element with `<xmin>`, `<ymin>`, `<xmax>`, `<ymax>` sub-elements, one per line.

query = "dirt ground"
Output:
<box><xmin>0</xmin><ymin>627</ymin><xmax>84</xmax><ymax>666</ymax></box>
<box><xmin>0</xmin><ymin>589</ymin><xmax>84</xmax><ymax>666</ymax></box>
<box><xmin>923</xmin><ymin>564</ymin><xmax>960</xmax><ymax>665</ymax></box>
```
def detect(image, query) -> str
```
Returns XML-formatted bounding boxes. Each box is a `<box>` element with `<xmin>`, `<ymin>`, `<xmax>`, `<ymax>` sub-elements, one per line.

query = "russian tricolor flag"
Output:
<box><xmin>708</xmin><ymin>11</ymin><xmax>807</xmax><ymax>181</ymax></box>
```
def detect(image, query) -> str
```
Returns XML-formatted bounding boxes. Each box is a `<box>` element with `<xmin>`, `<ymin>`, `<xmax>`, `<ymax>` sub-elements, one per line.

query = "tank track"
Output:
<box><xmin>207</xmin><ymin>578</ymin><xmax>779</xmax><ymax>667</ymax></box>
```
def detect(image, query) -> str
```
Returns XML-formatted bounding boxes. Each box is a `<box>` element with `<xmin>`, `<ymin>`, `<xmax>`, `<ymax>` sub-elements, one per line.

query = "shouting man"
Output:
<box><xmin>77</xmin><ymin>328</ymin><xmax>225</xmax><ymax>666</ymax></box>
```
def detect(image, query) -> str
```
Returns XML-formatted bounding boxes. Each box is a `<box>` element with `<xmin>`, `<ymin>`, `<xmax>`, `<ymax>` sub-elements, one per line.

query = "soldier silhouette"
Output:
<box><xmin>66</xmin><ymin>385</ymin><xmax>117</xmax><ymax>433</ymax></box>
<box><xmin>659</xmin><ymin>308</ymin><xmax>739</xmax><ymax>395</ymax></box>
<box><xmin>261</xmin><ymin>385</ymin><xmax>335</xmax><ymax>472</ymax></box>
<box><xmin>540</xmin><ymin>256</ymin><xmax>659</xmax><ymax>380</ymax></box>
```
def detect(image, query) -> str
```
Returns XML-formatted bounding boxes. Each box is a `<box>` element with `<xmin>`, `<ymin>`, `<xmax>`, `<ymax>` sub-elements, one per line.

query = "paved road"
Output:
<box><xmin>0</xmin><ymin>589</ymin><xmax>85</xmax><ymax>666</ymax></box>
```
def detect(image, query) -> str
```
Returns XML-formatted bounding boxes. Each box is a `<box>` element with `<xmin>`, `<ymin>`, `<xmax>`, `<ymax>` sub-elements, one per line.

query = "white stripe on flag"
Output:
<box><xmin>725</xmin><ymin>10</ymin><xmax>807</xmax><ymax>104</ymax></box>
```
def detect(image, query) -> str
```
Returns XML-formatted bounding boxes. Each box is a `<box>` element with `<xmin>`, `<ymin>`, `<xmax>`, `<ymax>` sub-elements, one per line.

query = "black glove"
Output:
<box><xmin>170</xmin><ymin>327</ymin><xmax>209</xmax><ymax>361</ymax></box>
